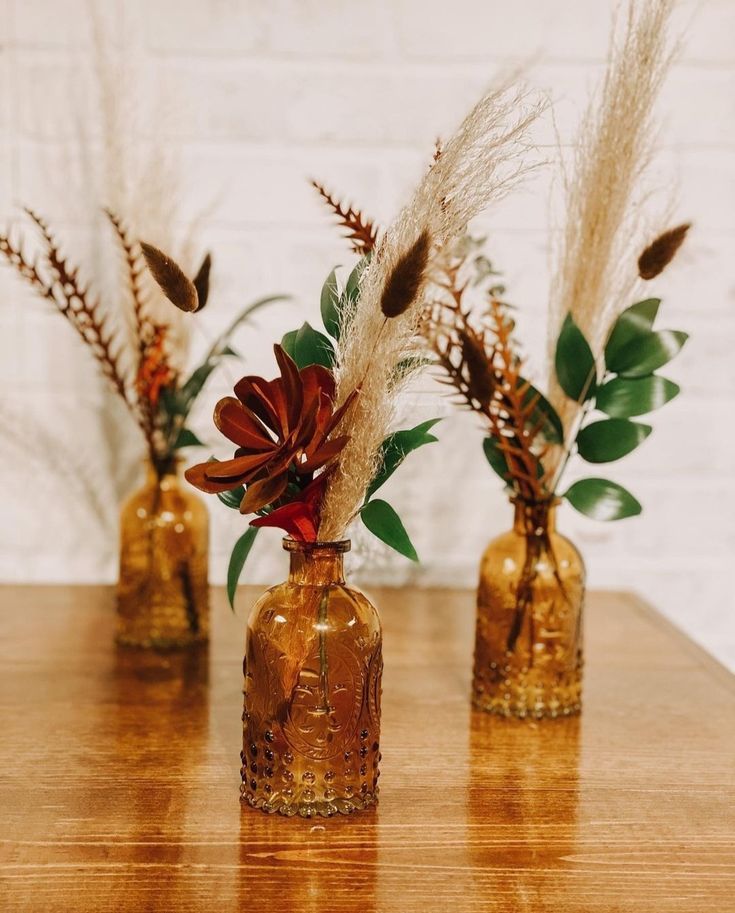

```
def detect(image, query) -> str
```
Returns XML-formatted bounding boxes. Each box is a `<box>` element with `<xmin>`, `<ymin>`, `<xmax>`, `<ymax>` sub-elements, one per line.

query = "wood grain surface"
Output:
<box><xmin>1</xmin><ymin>584</ymin><xmax>733</xmax><ymax>912</ymax></box>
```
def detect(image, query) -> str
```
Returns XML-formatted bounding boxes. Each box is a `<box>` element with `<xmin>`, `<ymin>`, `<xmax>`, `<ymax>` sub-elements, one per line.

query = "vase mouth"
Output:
<box><xmin>282</xmin><ymin>538</ymin><xmax>351</xmax><ymax>554</ymax></box>
<box><xmin>510</xmin><ymin>494</ymin><xmax>560</xmax><ymax>507</ymax></box>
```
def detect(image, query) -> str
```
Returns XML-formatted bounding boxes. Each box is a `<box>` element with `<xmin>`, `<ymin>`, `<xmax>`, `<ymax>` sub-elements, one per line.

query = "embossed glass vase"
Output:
<box><xmin>116</xmin><ymin>460</ymin><xmax>209</xmax><ymax>649</ymax></box>
<box><xmin>472</xmin><ymin>497</ymin><xmax>585</xmax><ymax>719</ymax></box>
<box><xmin>241</xmin><ymin>539</ymin><xmax>383</xmax><ymax>818</ymax></box>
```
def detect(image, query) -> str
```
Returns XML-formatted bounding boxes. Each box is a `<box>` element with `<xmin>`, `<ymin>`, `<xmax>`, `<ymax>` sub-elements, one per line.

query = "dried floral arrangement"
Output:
<box><xmin>314</xmin><ymin>0</ymin><xmax>687</xmax><ymax>525</ymax></box>
<box><xmin>143</xmin><ymin>78</ymin><xmax>546</xmax><ymax>604</ymax></box>
<box><xmin>0</xmin><ymin>209</ymin><xmax>279</xmax><ymax>474</ymax></box>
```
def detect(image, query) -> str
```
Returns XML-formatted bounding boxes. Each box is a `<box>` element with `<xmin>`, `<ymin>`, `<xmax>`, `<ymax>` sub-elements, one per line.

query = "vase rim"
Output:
<box><xmin>282</xmin><ymin>538</ymin><xmax>351</xmax><ymax>554</ymax></box>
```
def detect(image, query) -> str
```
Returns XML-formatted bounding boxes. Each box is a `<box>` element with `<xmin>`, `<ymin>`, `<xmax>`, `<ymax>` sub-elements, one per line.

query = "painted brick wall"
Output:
<box><xmin>1</xmin><ymin>0</ymin><xmax>733</xmax><ymax>669</ymax></box>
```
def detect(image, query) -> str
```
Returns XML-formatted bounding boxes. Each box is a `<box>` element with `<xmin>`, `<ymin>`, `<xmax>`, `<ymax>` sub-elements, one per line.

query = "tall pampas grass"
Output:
<box><xmin>547</xmin><ymin>0</ymin><xmax>677</xmax><ymax>434</ymax></box>
<box><xmin>318</xmin><ymin>78</ymin><xmax>545</xmax><ymax>539</ymax></box>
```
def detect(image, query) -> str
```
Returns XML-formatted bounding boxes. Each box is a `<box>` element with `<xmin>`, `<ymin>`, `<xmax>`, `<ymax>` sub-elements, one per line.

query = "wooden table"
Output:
<box><xmin>1</xmin><ymin>585</ymin><xmax>733</xmax><ymax>912</ymax></box>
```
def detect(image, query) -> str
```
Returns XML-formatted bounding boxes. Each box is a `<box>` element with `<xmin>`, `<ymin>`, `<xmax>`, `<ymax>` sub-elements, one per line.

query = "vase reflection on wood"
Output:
<box><xmin>473</xmin><ymin>498</ymin><xmax>585</xmax><ymax>719</ymax></box>
<box><xmin>241</xmin><ymin>539</ymin><xmax>382</xmax><ymax>818</ymax></box>
<box><xmin>116</xmin><ymin>460</ymin><xmax>209</xmax><ymax>649</ymax></box>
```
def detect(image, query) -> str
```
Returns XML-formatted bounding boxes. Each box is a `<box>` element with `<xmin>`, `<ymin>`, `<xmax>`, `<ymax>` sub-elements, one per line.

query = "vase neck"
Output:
<box><xmin>512</xmin><ymin>498</ymin><xmax>557</xmax><ymax>536</ymax></box>
<box><xmin>146</xmin><ymin>458</ymin><xmax>180</xmax><ymax>486</ymax></box>
<box><xmin>285</xmin><ymin>540</ymin><xmax>349</xmax><ymax>586</ymax></box>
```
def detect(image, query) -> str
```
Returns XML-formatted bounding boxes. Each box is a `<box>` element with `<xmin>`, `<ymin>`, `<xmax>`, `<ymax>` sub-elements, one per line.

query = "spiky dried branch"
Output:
<box><xmin>427</xmin><ymin>252</ymin><xmax>547</xmax><ymax>503</ymax></box>
<box><xmin>311</xmin><ymin>180</ymin><xmax>379</xmax><ymax>255</ymax></box>
<box><xmin>2</xmin><ymin>211</ymin><xmax>132</xmax><ymax>407</ymax></box>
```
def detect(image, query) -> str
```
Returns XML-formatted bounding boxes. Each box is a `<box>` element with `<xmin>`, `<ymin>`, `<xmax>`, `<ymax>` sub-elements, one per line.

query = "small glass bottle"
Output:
<box><xmin>241</xmin><ymin>539</ymin><xmax>383</xmax><ymax>818</ymax></box>
<box><xmin>472</xmin><ymin>497</ymin><xmax>585</xmax><ymax>718</ymax></box>
<box><xmin>116</xmin><ymin>459</ymin><xmax>209</xmax><ymax>649</ymax></box>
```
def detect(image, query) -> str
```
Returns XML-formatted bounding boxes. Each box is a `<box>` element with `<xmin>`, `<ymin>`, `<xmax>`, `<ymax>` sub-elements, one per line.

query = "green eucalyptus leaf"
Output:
<box><xmin>367</xmin><ymin>419</ymin><xmax>440</xmax><ymax>499</ymax></box>
<box><xmin>555</xmin><ymin>314</ymin><xmax>596</xmax><ymax>402</ymax></box>
<box><xmin>564</xmin><ymin>478</ymin><xmax>642</xmax><ymax>521</ymax></box>
<box><xmin>227</xmin><ymin>526</ymin><xmax>259</xmax><ymax>609</ymax></box>
<box><xmin>286</xmin><ymin>321</ymin><xmax>336</xmax><ymax>369</ymax></box>
<box><xmin>612</xmin><ymin>330</ymin><xmax>689</xmax><ymax>378</ymax></box>
<box><xmin>217</xmin><ymin>486</ymin><xmax>245</xmax><ymax>511</ymax></box>
<box><xmin>173</xmin><ymin>427</ymin><xmax>205</xmax><ymax>450</ymax></box>
<box><xmin>360</xmin><ymin>499</ymin><xmax>419</xmax><ymax>562</ymax></box>
<box><xmin>576</xmin><ymin>418</ymin><xmax>652</xmax><ymax>463</ymax></box>
<box><xmin>596</xmin><ymin>375</ymin><xmax>680</xmax><ymax>418</ymax></box>
<box><xmin>320</xmin><ymin>267</ymin><xmax>341</xmax><ymax>340</ymax></box>
<box><xmin>482</xmin><ymin>437</ymin><xmax>511</xmax><ymax>483</ymax></box>
<box><xmin>604</xmin><ymin>299</ymin><xmax>660</xmax><ymax>368</ymax></box>
<box><xmin>519</xmin><ymin>378</ymin><xmax>564</xmax><ymax>444</ymax></box>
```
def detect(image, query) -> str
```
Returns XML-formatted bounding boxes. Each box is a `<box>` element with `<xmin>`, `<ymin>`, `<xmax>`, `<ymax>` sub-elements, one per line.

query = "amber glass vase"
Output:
<box><xmin>472</xmin><ymin>497</ymin><xmax>585</xmax><ymax>719</ymax></box>
<box><xmin>241</xmin><ymin>539</ymin><xmax>383</xmax><ymax>818</ymax></box>
<box><xmin>116</xmin><ymin>460</ymin><xmax>209</xmax><ymax>649</ymax></box>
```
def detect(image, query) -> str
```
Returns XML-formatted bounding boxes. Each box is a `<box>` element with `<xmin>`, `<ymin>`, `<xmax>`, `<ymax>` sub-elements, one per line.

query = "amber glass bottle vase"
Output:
<box><xmin>116</xmin><ymin>459</ymin><xmax>209</xmax><ymax>649</ymax></box>
<box><xmin>472</xmin><ymin>497</ymin><xmax>585</xmax><ymax>719</ymax></box>
<box><xmin>241</xmin><ymin>539</ymin><xmax>383</xmax><ymax>818</ymax></box>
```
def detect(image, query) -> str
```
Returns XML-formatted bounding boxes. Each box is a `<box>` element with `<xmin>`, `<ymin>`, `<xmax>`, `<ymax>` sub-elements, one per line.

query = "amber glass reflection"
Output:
<box><xmin>473</xmin><ymin>498</ymin><xmax>585</xmax><ymax>718</ymax></box>
<box><xmin>241</xmin><ymin>539</ymin><xmax>383</xmax><ymax>818</ymax></box>
<box><xmin>116</xmin><ymin>460</ymin><xmax>209</xmax><ymax>649</ymax></box>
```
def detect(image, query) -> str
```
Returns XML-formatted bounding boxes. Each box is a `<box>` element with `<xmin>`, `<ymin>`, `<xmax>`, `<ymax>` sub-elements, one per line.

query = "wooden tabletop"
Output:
<box><xmin>1</xmin><ymin>585</ymin><xmax>734</xmax><ymax>912</ymax></box>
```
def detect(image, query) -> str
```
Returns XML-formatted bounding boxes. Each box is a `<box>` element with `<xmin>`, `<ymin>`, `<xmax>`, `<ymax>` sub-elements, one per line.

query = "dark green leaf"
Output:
<box><xmin>179</xmin><ymin>362</ymin><xmax>217</xmax><ymax>416</ymax></box>
<box><xmin>217</xmin><ymin>486</ymin><xmax>245</xmax><ymax>510</ymax></box>
<box><xmin>280</xmin><ymin>328</ymin><xmax>298</xmax><ymax>360</ymax></box>
<box><xmin>612</xmin><ymin>330</ymin><xmax>689</xmax><ymax>378</ymax></box>
<box><xmin>596</xmin><ymin>375</ymin><xmax>680</xmax><ymax>417</ymax></box>
<box><xmin>564</xmin><ymin>478</ymin><xmax>642</xmax><ymax>521</ymax></box>
<box><xmin>555</xmin><ymin>314</ymin><xmax>597</xmax><ymax>402</ymax></box>
<box><xmin>360</xmin><ymin>499</ymin><xmax>419</xmax><ymax>562</ymax></box>
<box><xmin>344</xmin><ymin>255</ymin><xmax>370</xmax><ymax>303</ymax></box>
<box><xmin>320</xmin><ymin>268</ymin><xmax>341</xmax><ymax>340</ymax></box>
<box><xmin>482</xmin><ymin>437</ymin><xmax>511</xmax><ymax>483</ymax></box>
<box><xmin>159</xmin><ymin>386</ymin><xmax>184</xmax><ymax>418</ymax></box>
<box><xmin>220</xmin><ymin>344</ymin><xmax>239</xmax><ymax>357</ymax></box>
<box><xmin>519</xmin><ymin>378</ymin><xmax>563</xmax><ymax>444</ymax></box>
<box><xmin>173</xmin><ymin>427</ymin><xmax>205</xmax><ymax>450</ymax></box>
<box><xmin>227</xmin><ymin>527</ymin><xmax>259</xmax><ymax>609</ymax></box>
<box><xmin>576</xmin><ymin>418</ymin><xmax>652</xmax><ymax>463</ymax></box>
<box><xmin>288</xmin><ymin>321</ymin><xmax>336</xmax><ymax>369</ymax></box>
<box><xmin>604</xmin><ymin>298</ymin><xmax>660</xmax><ymax>368</ymax></box>
<box><xmin>367</xmin><ymin>419</ymin><xmax>440</xmax><ymax>499</ymax></box>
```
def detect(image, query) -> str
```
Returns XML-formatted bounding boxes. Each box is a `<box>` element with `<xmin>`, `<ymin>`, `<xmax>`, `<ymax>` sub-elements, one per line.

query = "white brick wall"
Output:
<box><xmin>1</xmin><ymin>0</ymin><xmax>734</xmax><ymax>670</ymax></box>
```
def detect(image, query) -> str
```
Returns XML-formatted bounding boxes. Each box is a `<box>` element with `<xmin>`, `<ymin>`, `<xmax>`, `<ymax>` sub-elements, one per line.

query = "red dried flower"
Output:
<box><xmin>186</xmin><ymin>345</ymin><xmax>355</xmax><ymax>534</ymax></box>
<box><xmin>135</xmin><ymin>325</ymin><xmax>175</xmax><ymax>410</ymax></box>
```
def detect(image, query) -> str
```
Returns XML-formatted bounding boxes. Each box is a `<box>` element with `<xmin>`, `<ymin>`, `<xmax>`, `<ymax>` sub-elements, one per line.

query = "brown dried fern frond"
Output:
<box><xmin>105</xmin><ymin>208</ymin><xmax>155</xmax><ymax>354</ymax></box>
<box><xmin>311</xmin><ymin>180</ymin><xmax>379</xmax><ymax>255</ymax></box>
<box><xmin>638</xmin><ymin>222</ymin><xmax>690</xmax><ymax>280</ymax></box>
<box><xmin>2</xmin><ymin>211</ymin><xmax>132</xmax><ymax>407</ymax></box>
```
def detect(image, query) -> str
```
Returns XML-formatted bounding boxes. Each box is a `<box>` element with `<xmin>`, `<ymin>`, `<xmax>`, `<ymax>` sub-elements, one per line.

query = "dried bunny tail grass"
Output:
<box><xmin>380</xmin><ymin>230</ymin><xmax>431</xmax><ymax>318</ymax></box>
<box><xmin>318</xmin><ymin>77</ymin><xmax>545</xmax><ymax>540</ymax></box>
<box><xmin>638</xmin><ymin>222</ymin><xmax>690</xmax><ymax>279</ymax></box>
<box><xmin>547</xmin><ymin>0</ymin><xmax>677</xmax><ymax>421</ymax></box>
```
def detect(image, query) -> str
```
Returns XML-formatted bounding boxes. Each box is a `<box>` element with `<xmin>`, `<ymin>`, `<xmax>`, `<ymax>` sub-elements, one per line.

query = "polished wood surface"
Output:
<box><xmin>1</xmin><ymin>584</ymin><xmax>733</xmax><ymax>912</ymax></box>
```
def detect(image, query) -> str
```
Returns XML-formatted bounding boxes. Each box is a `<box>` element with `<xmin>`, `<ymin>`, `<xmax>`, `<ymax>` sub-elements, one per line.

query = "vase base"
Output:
<box><xmin>240</xmin><ymin>787</ymin><xmax>378</xmax><ymax>818</ymax></box>
<box><xmin>472</xmin><ymin>696</ymin><xmax>581</xmax><ymax>719</ymax></box>
<box><xmin>115</xmin><ymin>633</ymin><xmax>208</xmax><ymax>651</ymax></box>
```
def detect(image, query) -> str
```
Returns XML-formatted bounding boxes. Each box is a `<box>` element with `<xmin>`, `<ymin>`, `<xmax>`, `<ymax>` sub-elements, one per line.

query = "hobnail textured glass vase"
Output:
<box><xmin>241</xmin><ymin>539</ymin><xmax>383</xmax><ymax>818</ymax></box>
<box><xmin>116</xmin><ymin>460</ymin><xmax>209</xmax><ymax>649</ymax></box>
<box><xmin>472</xmin><ymin>498</ymin><xmax>585</xmax><ymax>719</ymax></box>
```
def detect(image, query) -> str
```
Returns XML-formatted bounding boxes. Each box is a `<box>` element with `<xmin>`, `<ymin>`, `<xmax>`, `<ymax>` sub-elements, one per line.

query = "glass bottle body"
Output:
<box><xmin>241</xmin><ymin>539</ymin><xmax>383</xmax><ymax>818</ymax></box>
<box><xmin>116</xmin><ymin>461</ymin><xmax>209</xmax><ymax>649</ymax></box>
<box><xmin>473</xmin><ymin>499</ymin><xmax>585</xmax><ymax>718</ymax></box>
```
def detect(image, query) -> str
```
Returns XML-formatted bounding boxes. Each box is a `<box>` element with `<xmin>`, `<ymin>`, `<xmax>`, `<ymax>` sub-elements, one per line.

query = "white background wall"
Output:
<box><xmin>0</xmin><ymin>0</ymin><xmax>733</xmax><ymax>668</ymax></box>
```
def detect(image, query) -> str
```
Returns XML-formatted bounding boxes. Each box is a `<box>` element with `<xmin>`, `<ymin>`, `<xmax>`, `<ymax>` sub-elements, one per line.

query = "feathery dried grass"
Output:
<box><xmin>547</xmin><ymin>0</ymin><xmax>677</xmax><ymax>434</ymax></box>
<box><xmin>318</xmin><ymin>77</ymin><xmax>545</xmax><ymax>539</ymax></box>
